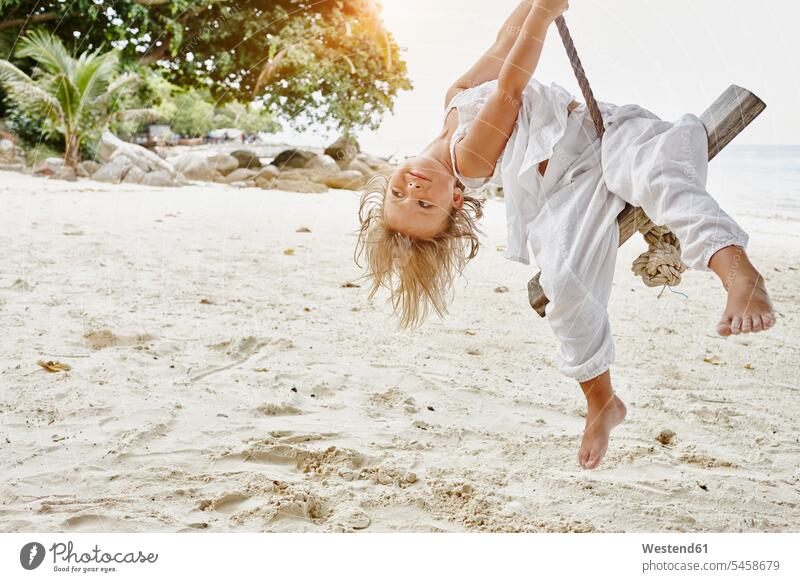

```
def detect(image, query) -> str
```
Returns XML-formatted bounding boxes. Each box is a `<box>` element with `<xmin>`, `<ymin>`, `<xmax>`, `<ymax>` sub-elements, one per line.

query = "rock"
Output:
<box><xmin>0</xmin><ymin>162</ymin><xmax>25</xmax><ymax>172</ymax></box>
<box><xmin>323</xmin><ymin>170</ymin><xmax>366</xmax><ymax>190</ymax></box>
<box><xmin>278</xmin><ymin>168</ymin><xmax>326</xmax><ymax>182</ymax></box>
<box><xmin>173</xmin><ymin>152</ymin><xmax>219</xmax><ymax>182</ymax></box>
<box><xmin>141</xmin><ymin>170</ymin><xmax>177</xmax><ymax>187</ymax></box>
<box><xmin>218</xmin><ymin>168</ymin><xmax>258</xmax><ymax>184</ymax></box>
<box><xmin>324</xmin><ymin>134</ymin><xmax>360</xmax><ymax>169</ymax></box>
<box><xmin>304</xmin><ymin>153</ymin><xmax>340</xmax><ymax>173</ymax></box>
<box><xmin>270</xmin><ymin>149</ymin><xmax>317</xmax><ymax>170</ymax></box>
<box><xmin>98</xmin><ymin>130</ymin><xmax>175</xmax><ymax>177</ymax></box>
<box><xmin>230</xmin><ymin>149</ymin><xmax>262</xmax><ymax>170</ymax></box>
<box><xmin>97</xmin><ymin>132</ymin><xmax>120</xmax><ymax>162</ymax></box>
<box><xmin>48</xmin><ymin>165</ymin><xmax>77</xmax><ymax>181</ymax></box>
<box><xmin>77</xmin><ymin>160</ymin><xmax>101</xmax><ymax>177</ymax></box>
<box><xmin>355</xmin><ymin>152</ymin><xmax>392</xmax><ymax>171</ymax></box>
<box><xmin>33</xmin><ymin>157</ymin><xmax>65</xmax><ymax>176</ymax></box>
<box><xmin>91</xmin><ymin>156</ymin><xmax>134</xmax><ymax>183</ymax></box>
<box><xmin>256</xmin><ymin>176</ymin><xmax>328</xmax><ymax>194</ymax></box>
<box><xmin>349</xmin><ymin>158</ymin><xmax>376</xmax><ymax>176</ymax></box>
<box><xmin>0</xmin><ymin>138</ymin><xmax>26</xmax><ymax>166</ymax></box>
<box><xmin>122</xmin><ymin>166</ymin><xmax>147</xmax><ymax>184</ymax></box>
<box><xmin>254</xmin><ymin>165</ymin><xmax>279</xmax><ymax>180</ymax></box>
<box><xmin>206</xmin><ymin>153</ymin><xmax>239</xmax><ymax>176</ymax></box>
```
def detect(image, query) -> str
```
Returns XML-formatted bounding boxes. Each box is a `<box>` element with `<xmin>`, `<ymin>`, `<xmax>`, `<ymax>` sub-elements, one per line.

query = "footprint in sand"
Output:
<box><xmin>197</xmin><ymin>492</ymin><xmax>254</xmax><ymax>515</ymax></box>
<box><xmin>63</xmin><ymin>513</ymin><xmax>118</xmax><ymax>531</ymax></box>
<box><xmin>6</xmin><ymin>278</ymin><xmax>33</xmax><ymax>291</ymax></box>
<box><xmin>255</xmin><ymin>403</ymin><xmax>303</xmax><ymax>416</ymax></box>
<box><xmin>84</xmin><ymin>329</ymin><xmax>155</xmax><ymax>351</ymax></box>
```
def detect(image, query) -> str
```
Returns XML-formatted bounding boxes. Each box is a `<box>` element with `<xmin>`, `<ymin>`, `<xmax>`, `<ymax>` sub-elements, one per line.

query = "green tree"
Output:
<box><xmin>213</xmin><ymin>101</ymin><xmax>280</xmax><ymax>134</ymax></box>
<box><xmin>0</xmin><ymin>0</ymin><xmax>412</xmax><ymax>132</ymax></box>
<box><xmin>170</xmin><ymin>89</ymin><xmax>216</xmax><ymax>137</ymax></box>
<box><xmin>0</xmin><ymin>30</ymin><xmax>138</xmax><ymax>166</ymax></box>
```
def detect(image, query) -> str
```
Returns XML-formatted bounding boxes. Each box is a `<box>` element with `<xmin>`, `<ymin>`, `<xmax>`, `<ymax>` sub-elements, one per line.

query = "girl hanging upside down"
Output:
<box><xmin>355</xmin><ymin>0</ymin><xmax>777</xmax><ymax>469</ymax></box>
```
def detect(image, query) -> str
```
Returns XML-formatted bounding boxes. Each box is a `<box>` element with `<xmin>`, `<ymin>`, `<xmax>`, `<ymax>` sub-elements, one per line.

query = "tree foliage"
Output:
<box><xmin>0</xmin><ymin>30</ymin><xmax>139</xmax><ymax>165</ymax></box>
<box><xmin>0</xmin><ymin>0</ymin><xmax>411</xmax><ymax>132</ymax></box>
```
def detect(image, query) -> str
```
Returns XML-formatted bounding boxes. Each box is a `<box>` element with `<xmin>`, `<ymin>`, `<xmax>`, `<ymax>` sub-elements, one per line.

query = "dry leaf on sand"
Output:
<box><xmin>37</xmin><ymin>360</ymin><xmax>72</xmax><ymax>373</ymax></box>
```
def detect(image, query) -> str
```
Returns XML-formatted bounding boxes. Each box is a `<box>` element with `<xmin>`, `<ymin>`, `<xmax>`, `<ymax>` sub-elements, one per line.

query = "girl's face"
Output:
<box><xmin>383</xmin><ymin>156</ymin><xmax>464</xmax><ymax>239</ymax></box>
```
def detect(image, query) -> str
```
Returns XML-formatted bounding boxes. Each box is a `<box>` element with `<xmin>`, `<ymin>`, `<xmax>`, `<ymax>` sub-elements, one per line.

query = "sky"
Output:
<box><xmin>346</xmin><ymin>0</ymin><xmax>800</xmax><ymax>158</ymax></box>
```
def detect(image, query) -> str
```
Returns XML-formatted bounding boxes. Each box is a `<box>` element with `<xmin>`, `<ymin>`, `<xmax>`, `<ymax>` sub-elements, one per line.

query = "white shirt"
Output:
<box><xmin>445</xmin><ymin>78</ymin><xmax>577</xmax><ymax>264</ymax></box>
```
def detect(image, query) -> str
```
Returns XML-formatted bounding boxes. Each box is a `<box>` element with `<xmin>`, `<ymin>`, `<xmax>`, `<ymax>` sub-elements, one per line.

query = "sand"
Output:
<box><xmin>0</xmin><ymin>170</ymin><xmax>798</xmax><ymax>533</ymax></box>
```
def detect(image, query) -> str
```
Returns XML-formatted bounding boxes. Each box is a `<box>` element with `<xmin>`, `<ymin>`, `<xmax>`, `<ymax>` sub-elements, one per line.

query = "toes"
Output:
<box><xmin>585</xmin><ymin>446</ymin><xmax>607</xmax><ymax>470</ymax></box>
<box><xmin>578</xmin><ymin>447</ymin><xmax>589</xmax><ymax>469</ymax></box>
<box><xmin>730</xmin><ymin>316</ymin><xmax>742</xmax><ymax>335</ymax></box>
<box><xmin>751</xmin><ymin>315</ymin><xmax>763</xmax><ymax>333</ymax></box>
<box><xmin>741</xmin><ymin>315</ymin><xmax>753</xmax><ymax>334</ymax></box>
<box><xmin>763</xmin><ymin>313</ymin><xmax>776</xmax><ymax>329</ymax></box>
<box><xmin>717</xmin><ymin>316</ymin><xmax>732</xmax><ymax>337</ymax></box>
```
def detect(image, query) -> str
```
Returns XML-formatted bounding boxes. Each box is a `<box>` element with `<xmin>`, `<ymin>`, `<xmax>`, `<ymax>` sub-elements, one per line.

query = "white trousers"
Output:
<box><xmin>529</xmin><ymin>103</ymin><xmax>749</xmax><ymax>382</ymax></box>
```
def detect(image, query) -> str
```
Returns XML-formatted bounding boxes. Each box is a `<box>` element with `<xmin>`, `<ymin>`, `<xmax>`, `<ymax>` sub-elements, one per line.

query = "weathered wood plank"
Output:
<box><xmin>528</xmin><ymin>85</ymin><xmax>766</xmax><ymax>317</ymax></box>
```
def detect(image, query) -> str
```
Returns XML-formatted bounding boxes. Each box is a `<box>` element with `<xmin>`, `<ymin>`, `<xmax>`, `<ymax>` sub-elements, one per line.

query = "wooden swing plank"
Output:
<box><xmin>527</xmin><ymin>84</ymin><xmax>766</xmax><ymax>317</ymax></box>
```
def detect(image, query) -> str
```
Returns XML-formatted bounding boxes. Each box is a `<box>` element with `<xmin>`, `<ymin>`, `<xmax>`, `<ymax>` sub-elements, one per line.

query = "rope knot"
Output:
<box><xmin>631</xmin><ymin>219</ymin><xmax>687</xmax><ymax>288</ymax></box>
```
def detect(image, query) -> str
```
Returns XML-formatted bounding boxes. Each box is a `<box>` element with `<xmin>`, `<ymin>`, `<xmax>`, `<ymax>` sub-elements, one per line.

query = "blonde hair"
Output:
<box><xmin>354</xmin><ymin>175</ymin><xmax>484</xmax><ymax>329</ymax></box>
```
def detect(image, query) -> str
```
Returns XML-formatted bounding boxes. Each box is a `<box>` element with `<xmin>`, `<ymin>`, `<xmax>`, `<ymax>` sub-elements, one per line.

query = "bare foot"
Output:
<box><xmin>709</xmin><ymin>246</ymin><xmax>777</xmax><ymax>337</ymax></box>
<box><xmin>578</xmin><ymin>394</ymin><xmax>627</xmax><ymax>470</ymax></box>
<box><xmin>717</xmin><ymin>274</ymin><xmax>776</xmax><ymax>337</ymax></box>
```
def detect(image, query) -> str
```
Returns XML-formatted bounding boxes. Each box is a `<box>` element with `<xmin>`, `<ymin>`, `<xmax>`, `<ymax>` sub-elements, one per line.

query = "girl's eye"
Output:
<box><xmin>391</xmin><ymin>190</ymin><xmax>403</xmax><ymax>198</ymax></box>
<box><xmin>418</xmin><ymin>200</ymin><xmax>430</xmax><ymax>209</ymax></box>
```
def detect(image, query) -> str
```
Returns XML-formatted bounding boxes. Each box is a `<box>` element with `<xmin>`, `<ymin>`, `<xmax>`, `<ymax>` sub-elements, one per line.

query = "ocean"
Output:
<box><xmin>707</xmin><ymin>145</ymin><xmax>800</xmax><ymax>220</ymax></box>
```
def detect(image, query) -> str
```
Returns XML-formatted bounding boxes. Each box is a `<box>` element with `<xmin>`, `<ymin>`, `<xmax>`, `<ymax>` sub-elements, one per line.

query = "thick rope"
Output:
<box><xmin>554</xmin><ymin>16</ymin><xmax>605</xmax><ymax>139</ymax></box>
<box><xmin>554</xmin><ymin>16</ymin><xmax>687</xmax><ymax>289</ymax></box>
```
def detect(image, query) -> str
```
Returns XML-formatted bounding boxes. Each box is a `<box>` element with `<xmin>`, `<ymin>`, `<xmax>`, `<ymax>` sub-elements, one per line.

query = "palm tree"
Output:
<box><xmin>0</xmin><ymin>30</ymin><xmax>139</xmax><ymax>167</ymax></box>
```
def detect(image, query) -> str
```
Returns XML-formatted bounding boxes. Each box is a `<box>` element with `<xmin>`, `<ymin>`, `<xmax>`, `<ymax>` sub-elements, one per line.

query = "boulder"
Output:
<box><xmin>304</xmin><ymin>153</ymin><xmax>340</xmax><ymax>174</ymax></box>
<box><xmin>0</xmin><ymin>138</ymin><xmax>15</xmax><ymax>156</ymax></box>
<box><xmin>122</xmin><ymin>166</ymin><xmax>147</xmax><ymax>184</ymax></box>
<box><xmin>218</xmin><ymin>168</ymin><xmax>258</xmax><ymax>184</ymax></box>
<box><xmin>33</xmin><ymin>157</ymin><xmax>65</xmax><ymax>176</ymax></box>
<box><xmin>91</xmin><ymin>156</ymin><xmax>134</xmax><ymax>183</ymax></box>
<box><xmin>323</xmin><ymin>170</ymin><xmax>367</xmax><ymax>190</ymax></box>
<box><xmin>270</xmin><ymin>149</ymin><xmax>317</xmax><ymax>170</ymax></box>
<box><xmin>355</xmin><ymin>152</ymin><xmax>393</xmax><ymax>172</ymax></box>
<box><xmin>230</xmin><ymin>149</ymin><xmax>262</xmax><ymax>170</ymax></box>
<box><xmin>141</xmin><ymin>170</ymin><xmax>177</xmax><ymax>187</ymax></box>
<box><xmin>0</xmin><ymin>138</ymin><xmax>25</xmax><ymax>166</ymax></box>
<box><xmin>256</xmin><ymin>176</ymin><xmax>329</xmax><ymax>194</ymax></box>
<box><xmin>348</xmin><ymin>158</ymin><xmax>376</xmax><ymax>177</ymax></box>
<box><xmin>254</xmin><ymin>165</ymin><xmax>279</xmax><ymax>180</ymax></box>
<box><xmin>173</xmin><ymin>152</ymin><xmax>220</xmax><ymax>182</ymax></box>
<box><xmin>77</xmin><ymin>160</ymin><xmax>101</xmax><ymax>177</ymax></box>
<box><xmin>207</xmin><ymin>153</ymin><xmax>239</xmax><ymax>176</ymax></box>
<box><xmin>98</xmin><ymin>130</ymin><xmax>176</xmax><ymax>176</ymax></box>
<box><xmin>49</xmin><ymin>166</ymin><xmax>77</xmax><ymax>181</ymax></box>
<box><xmin>278</xmin><ymin>168</ymin><xmax>326</xmax><ymax>182</ymax></box>
<box><xmin>325</xmin><ymin>134</ymin><xmax>360</xmax><ymax>169</ymax></box>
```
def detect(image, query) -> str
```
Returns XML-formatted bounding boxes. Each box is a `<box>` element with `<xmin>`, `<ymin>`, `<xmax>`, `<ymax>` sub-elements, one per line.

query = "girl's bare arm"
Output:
<box><xmin>445</xmin><ymin>1</ymin><xmax>536</xmax><ymax>108</ymax></box>
<box><xmin>454</xmin><ymin>1</ymin><xmax>568</xmax><ymax>179</ymax></box>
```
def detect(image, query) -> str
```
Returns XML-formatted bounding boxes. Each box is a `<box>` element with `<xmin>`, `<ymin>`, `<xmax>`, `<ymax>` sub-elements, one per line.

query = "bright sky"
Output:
<box><xmin>356</xmin><ymin>0</ymin><xmax>800</xmax><ymax>157</ymax></box>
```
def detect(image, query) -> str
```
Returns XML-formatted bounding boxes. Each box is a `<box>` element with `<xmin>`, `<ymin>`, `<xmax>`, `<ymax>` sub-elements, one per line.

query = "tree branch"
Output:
<box><xmin>0</xmin><ymin>12</ymin><xmax>59</xmax><ymax>31</ymax></box>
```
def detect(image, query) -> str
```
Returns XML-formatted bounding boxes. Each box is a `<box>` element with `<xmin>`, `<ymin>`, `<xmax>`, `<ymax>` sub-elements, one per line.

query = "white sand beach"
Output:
<box><xmin>1</xmin><ymin>170</ymin><xmax>798</xmax><ymax>533</ymax></box>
